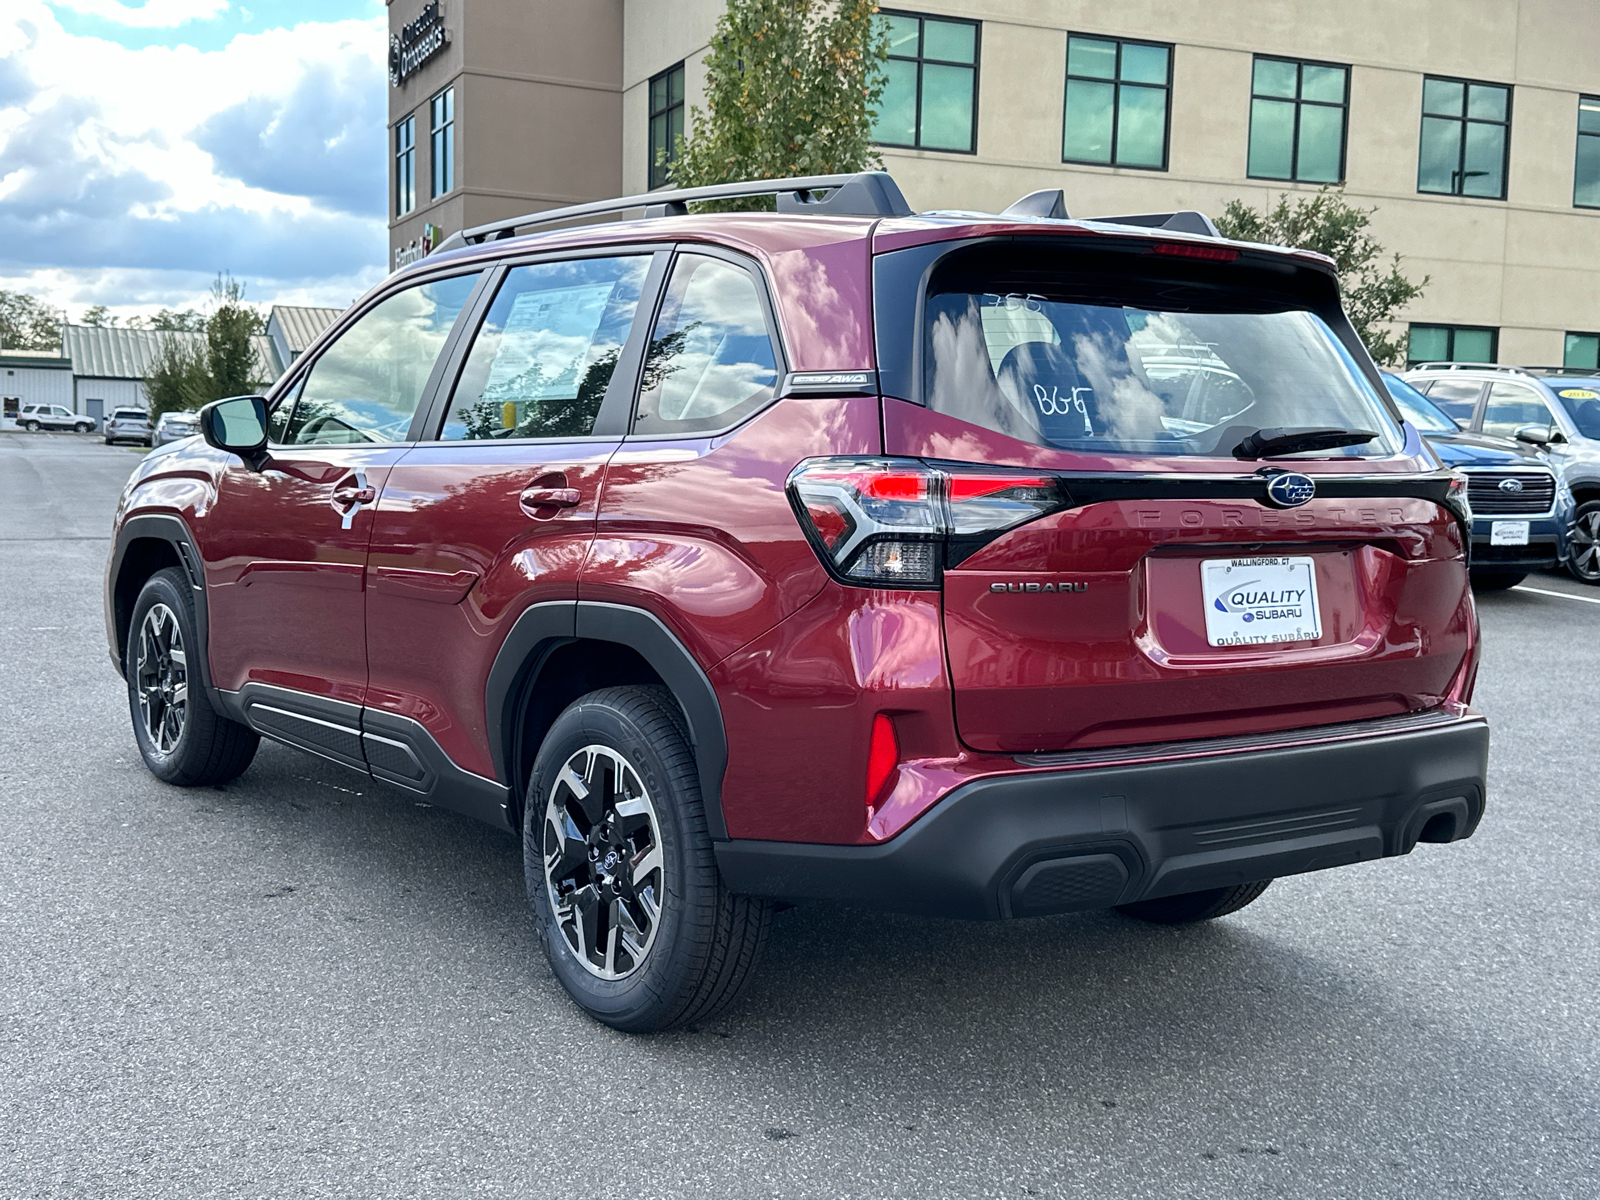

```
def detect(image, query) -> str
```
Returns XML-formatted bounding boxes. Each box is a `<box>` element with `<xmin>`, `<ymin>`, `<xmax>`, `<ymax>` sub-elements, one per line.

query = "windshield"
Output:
<box><xmin>1382</xmin><ymin>374</ymin><xmax>1457</xmax><ymax>432</ymax></box>
<box><xmin>924</xmin><ymin>289</ymin><xmax>1401</xmax><ymax>458</ymax></box>
<box><xmin>1552</xmin><ymin>381</ymin><xmax>1600</xmax><ymax>439</ymax></box>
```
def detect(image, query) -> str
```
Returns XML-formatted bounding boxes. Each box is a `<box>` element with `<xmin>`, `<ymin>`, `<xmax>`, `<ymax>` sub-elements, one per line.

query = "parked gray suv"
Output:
<box><xmin>104</xmin><ymin>408</ymin><xmax>153</xmax><ymax>446</ymax></box>
<box><xmin>1402</xmin><ymin>363</ymin><xmax>1600</xmax><ymax>584</ymax></box>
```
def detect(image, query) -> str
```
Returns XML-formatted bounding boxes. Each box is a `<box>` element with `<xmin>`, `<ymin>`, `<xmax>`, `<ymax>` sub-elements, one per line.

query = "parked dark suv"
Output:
<box><xmin>106</xmin><ymin>173</ymin><xmax>1489</xmax><ymax>1031</ymax></box>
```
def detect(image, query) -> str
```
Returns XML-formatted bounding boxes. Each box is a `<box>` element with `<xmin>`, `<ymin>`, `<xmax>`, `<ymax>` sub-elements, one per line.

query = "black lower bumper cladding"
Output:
<box><xmin>716</xmin><ymin>709</ymin><xmax>1488</xmax><ymax>920</ymax></box>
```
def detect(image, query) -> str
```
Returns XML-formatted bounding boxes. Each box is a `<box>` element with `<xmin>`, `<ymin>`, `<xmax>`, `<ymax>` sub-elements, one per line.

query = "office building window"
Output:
<box><xmin>1247</xmin><ymin>56</ymin><xmax>1348</xmax><ymax>183</ymax></box>
<box><xmin>1576</xmin><ymin>95</ymin><xmax>1600</xmax><ymax>208</ymax></box>
<box><xmin>1418</xmin><ymin>76</ymin><xmax>1511</xmax><ymax>199</ymax></box>
<box><xmin>648</xmin><ymin>63</ymin><xmax>685</xmax><ymax>190</ymax></box>
<box><xmin>874</xmin><ymin>10</ymin><xmax>979</xmax><ymax>153</ymax></box>
<box><xmin>1408</xmin><ymin>323</ymin><xmax>1498</xmax><ymax>366</ymax></box>
<box><xmin>430</xmin><ymin>86</ymin><xmax>455</xmax><ymax>199</ymax></box>
<box><xmin>1567</xmin><ymin>333</ymin><xmax>1600</xmax><ymax>370</ymax></box>
<box><xmin>395</xmin><ymin>115</ymin><xmax>416</xmax><ymax>217</ymax></box>
<box><xmin>1062</xmin><ymin>35</ymin><xmax>1171</xmax><ymax>170</ymax></box>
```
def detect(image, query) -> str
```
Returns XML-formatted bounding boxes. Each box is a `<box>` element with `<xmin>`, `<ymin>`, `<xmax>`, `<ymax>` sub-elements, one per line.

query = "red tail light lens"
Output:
<box><xmin>865</xmin><ymin>713</ymin><xmax>899</xmax><ymax>813</ymax></box>
<box><xmin>1151</xmin><ymin>242</ymin><xmax>1240</xmax><ymax>262</ymax></box>
<box><xmin>788</xmin><ymin>458</ymin><xmax>1069</xmax><ymax>586</ymax></box>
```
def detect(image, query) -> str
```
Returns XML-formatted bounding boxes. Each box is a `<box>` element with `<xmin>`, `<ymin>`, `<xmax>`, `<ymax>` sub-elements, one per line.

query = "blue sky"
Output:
<box><xmin>0</xmin><ymin>1</ymin><xmax>392</xmax><ymax>322</ymax></box>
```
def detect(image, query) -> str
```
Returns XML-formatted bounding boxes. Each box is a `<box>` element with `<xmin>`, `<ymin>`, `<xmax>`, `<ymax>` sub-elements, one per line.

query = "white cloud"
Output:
<box><xmin>46</xmin><ymin>0</ymin><xmax>229</xmax><ymax>28</ymax></box>
<box><xmin>0</xmin><ymin>3</ymin><xmax>388</xmax><ymax>320</ymax></box>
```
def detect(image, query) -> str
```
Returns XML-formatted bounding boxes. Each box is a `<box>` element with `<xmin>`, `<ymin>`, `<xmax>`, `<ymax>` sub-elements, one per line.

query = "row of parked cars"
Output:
<box><xmin>13</xmin><ymin>404</ymin><xmax>199</xmax><ymax>447</ymax></box>
<box><xmin>1388</xmin><ymin>363</ymin><xmax>1600</xmax><ymax>588</ymax></box>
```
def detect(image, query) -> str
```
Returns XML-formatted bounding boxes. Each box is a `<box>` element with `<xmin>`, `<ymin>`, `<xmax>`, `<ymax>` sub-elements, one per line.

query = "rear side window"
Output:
<box><xmin>1421</xmin><ymin>379</ymin><xmax>1485</xmax><ymax>426</ymax></box>
<box><xmin>439</xmin><ymin>256</ymin><xmax>649</xmax><ymax>440</ymax></box>
<box><xmin>922</xmin><ymin>249</ymin><xmax>1402</xmax><ymax>458</ymax></box>
<box><xmin>633</xmin><ymin>254</ymin><xmax>779</xmax><ymax>436</ymax></box>
<box><xmin>282</xmin><ymin>272</ymin><xmax>479</xmax><ymax>445</ymax></box>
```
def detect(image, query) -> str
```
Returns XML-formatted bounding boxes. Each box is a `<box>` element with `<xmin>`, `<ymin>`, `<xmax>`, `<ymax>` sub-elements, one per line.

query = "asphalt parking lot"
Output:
<box><xmin>2</xmin><ymin>431</ymin><xmax>1597</xmax><ymax>1199</ymax></box>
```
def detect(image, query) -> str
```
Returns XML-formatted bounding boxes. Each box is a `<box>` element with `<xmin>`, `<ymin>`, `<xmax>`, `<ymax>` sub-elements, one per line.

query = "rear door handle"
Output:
<box><xmin>519</xmin><ymin>486</ymin><xmax>581</xmax><ymax>510</ymax></box>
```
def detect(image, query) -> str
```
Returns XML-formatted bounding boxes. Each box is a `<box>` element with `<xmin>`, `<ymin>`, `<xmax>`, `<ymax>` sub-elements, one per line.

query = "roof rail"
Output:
<box><xmin>433</xmin><ymin>171</ymin><xmax>913</xmax><ymax>253</ymax></box>
<box><xmin>1407</xmin><ymin>362</ymin><xmax>1530</xmax><ymax>375</ymax></box>
<box><xmin>1083</xmin><ymin>209</ymin><xmax>1222</xmax><ymax>238</ymax></box>
<box><xmin>1526</xmin><ymin>365</ymin><xmax>1600</xmax><ymax>376</ymax></box>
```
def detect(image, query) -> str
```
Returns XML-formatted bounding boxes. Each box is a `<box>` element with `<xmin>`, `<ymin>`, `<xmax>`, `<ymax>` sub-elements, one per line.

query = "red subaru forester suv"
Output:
<box><xmin>107</xmin><ymin>173</ymin><xmax>1488</xmax><ymax>1031</ymax></box>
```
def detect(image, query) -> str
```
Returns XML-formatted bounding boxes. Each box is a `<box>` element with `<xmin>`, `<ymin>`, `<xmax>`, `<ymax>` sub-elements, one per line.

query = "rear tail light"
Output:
<box><xmin>788</xmin><ymin>457</ymin><xmax>1069</xmax><ymax>587</ymax></box>
<box><xmin>1443</xmin><ymin>469</ymin><xmax>1474</xmax><ymax>539</ymax></box>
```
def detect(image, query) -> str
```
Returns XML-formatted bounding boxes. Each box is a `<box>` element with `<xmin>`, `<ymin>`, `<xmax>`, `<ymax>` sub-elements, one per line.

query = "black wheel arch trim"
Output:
<box><xmin>486</xmin><ymin>600</ymin><xmax>730</xmax><ymax>840</ymax></box>
<box><xmin>106</xmin><ymin>514</ymin><xmax>220</xmax><ymax>707</ymax></box>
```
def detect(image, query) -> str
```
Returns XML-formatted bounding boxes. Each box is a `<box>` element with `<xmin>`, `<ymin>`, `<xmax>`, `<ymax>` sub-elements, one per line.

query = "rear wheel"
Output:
<box><xmin>1116</xmin><ymin>880</ymin><xmax>1272</xmax><ymax>925</ymax></box>
<box><xmin>22</xmin><ymin>420</ymin><xmax>39</xmax><ymax>432</ymax></box>
<box><xmin>526</xmin><ymin>686</ymin><xmax>770</xmax><ymax>1033</ymax></box>
<box><xmin>1568</xmin><ymin>501</ymin><xmax>1600</xmax><ymax>585</ymax></box>
<box><xmin>126</xmin><ymin>567</ymin><xmax>259</xmax><ymax>786</ymax></box>
<box><xmin>1471</xmin><ymin>570</ymin><xmax>1526</xmax><ymax>591</ymax></box>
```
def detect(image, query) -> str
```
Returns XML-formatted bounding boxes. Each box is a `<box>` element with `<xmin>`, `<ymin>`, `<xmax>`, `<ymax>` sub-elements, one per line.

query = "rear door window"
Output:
<box><xmin>438</xmin><ymin>256</ymin><xmax>649</xmax><ymax>440</ymax></box>
<box><xmin>1420</xmin><ymin>379</ymin><xmax>1485</xmax><ymax>427</ymax></box>
<box><xmin>632</xmin><ymin>253</ymin><xmax>780</xmax><ymax>436</ymax></box>
<box><xmin>922</xmin><ymin>252</ymin><xmax>1401</xmax><ymax>458</ymax></box>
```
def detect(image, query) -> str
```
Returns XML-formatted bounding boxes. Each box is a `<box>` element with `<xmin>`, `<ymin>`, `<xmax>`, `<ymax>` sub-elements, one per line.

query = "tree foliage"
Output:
<box><xmin>0</xmin><ymin>289</ymin><xmax>61</xmax><ymax>351</ymax></box>
<box><xmin>143</xmin><ymin>274</ymin><xmax>266</xmax><ymax>419</ymax></box>
<box><xmin>668</xmin><ymin>0</ymin><xmax>888</xmax><ymax>208</ymax></box>
<box><xmin>1214</xmin><ymin>188</ymin><xmax>1428</xmax><ymax>367</ymax></box>
<box><xmin>128</xmin><ymin>308</ymin><xmax>205</xmax><ymax>332</ymax></box>
<box><xmin>80</xmin><ymin>305</ymin><xmax>116</xmax><ymax>327</ymax></box>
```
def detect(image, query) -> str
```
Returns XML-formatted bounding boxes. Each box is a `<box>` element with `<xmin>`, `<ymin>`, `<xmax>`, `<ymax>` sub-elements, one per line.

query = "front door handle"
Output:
<box><xmin>519</xmin><ymin>485</ymin><xmax>581</xmax><ymax>512</ymax></box>
<box><xmin>330</xmin><ymin>470</ymin><xmax>374</xmax><ymax>530</ymax></box>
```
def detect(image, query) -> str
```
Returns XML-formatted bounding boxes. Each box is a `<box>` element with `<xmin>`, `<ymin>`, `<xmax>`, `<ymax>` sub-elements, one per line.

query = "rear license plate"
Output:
<box><xmin>1490</xmin><ymin>520</ymin><xmax>1530</xmax><ymax>546</ymax></box>
<box><xmin>1201</xmin><ymin>556</ymin><xmax>1322</xmax><ymax>647</ymax></box>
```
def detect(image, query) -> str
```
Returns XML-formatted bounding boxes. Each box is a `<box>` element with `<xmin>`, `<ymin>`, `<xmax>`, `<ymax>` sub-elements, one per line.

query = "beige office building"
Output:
<box><xmin>387</xmin><ymin>0</ymin><xmax>1600</xmax><ymax>368</ymax></box>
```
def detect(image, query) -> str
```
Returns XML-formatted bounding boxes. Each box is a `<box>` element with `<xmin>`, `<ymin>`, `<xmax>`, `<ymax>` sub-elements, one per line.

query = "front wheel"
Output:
<box><xmin>1568</xmin><ymin>501</ymin><xmax>1600</xmax><ymax>585</ymax></box>
<box><xmin>526</xmin><ymin>686</ymin><xmax>770</xmax><ymax>1033</ymax></box>
<box><xmin>75</xmin><ymin>422</ymin><xmax>93</xmax><ymax>433</ymax></box>
<box><xmin>1471</xmin><ymin>570</ymin><xmax>1526</xmax><ymax>591</ymax></box>
<box><xmin>1116</xmin><ymin>880</ymin><xmax>1272</xmax><ymax>925</ymax></box>
<box><xmin>126</xmin><ymin>567</ymin><xmax>259</xmax><ymax>786</ymax></box>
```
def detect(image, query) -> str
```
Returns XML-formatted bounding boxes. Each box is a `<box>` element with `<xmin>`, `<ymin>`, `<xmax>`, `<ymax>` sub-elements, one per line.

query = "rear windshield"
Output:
<box><xmin>923</xmin><ymin>259</ymin><xmax>1402</xmax><ymax>459</ymax></box>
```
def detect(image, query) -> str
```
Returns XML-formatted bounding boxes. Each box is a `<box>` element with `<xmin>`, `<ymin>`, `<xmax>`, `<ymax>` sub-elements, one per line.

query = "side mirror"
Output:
<box><xmin>1514</xmin><ymin>424</ymin><xmax>1551</xmax><ymax>446</ymax></box>
<box><xmin>199</xmin><ymin>395</ymin><xmax>269</xmax><ymax>469</ymax></box>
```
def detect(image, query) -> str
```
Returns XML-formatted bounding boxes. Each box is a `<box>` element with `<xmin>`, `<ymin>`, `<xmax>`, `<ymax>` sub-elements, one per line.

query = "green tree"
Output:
<box><xmin>0</xmin><ymin>289</ymin><xmax>61</xmax><ymax>351</ymax></box>
<box><xmin>80</xmin><ymin>305</ymin><xmax>116</xmax><ymax>327</ymax></box>
<box><xmin>128</xmin><ymin>308</ymin><xmax>205</xmax><ymax>332</ymax></box>
<box><xmin>668</xmin><ymin>0</ymin><xmax>888</xmax><ymax>208</ymax></box>
<box><xmin>142</xmin><ymin>274</ymin><xmax>266</xmax><ymax>419</ymax></box>
<box><xmin>1214</xmin><ymin>188</ymin><xmax>1428</xmax><ymax>367</ymax></box>
<box><xmin>144</xmin><ymin>335</ymin><xmax>212</xmax><ymax>420</ymax></box>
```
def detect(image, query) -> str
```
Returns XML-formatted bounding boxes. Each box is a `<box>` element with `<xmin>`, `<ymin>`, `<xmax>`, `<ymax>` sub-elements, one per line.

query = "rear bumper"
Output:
<box><xmin>715</xmin><ymin>709</ymin><xmax>1488</xmax><ymax>920</ymax></box>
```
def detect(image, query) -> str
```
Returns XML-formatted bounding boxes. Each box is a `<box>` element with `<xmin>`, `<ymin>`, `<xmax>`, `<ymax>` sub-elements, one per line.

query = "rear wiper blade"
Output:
<box><xmin>1232</xmin><ymin>426</ymin><xmax>1378</xmax><ymax>459</ymax></box>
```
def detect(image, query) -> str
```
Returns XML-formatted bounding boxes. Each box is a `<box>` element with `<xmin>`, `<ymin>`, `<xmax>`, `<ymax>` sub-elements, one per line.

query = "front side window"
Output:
<box><xmin>1062</xmin><ymin>35</ymin><xmax>1170</xmax><ymax>170</ymax></box>
<box><xmin>281</xmin><ymin>273</ymin><xmax>480</xmax><ymax>446</ymax></box>
<box><xmin>634</xmin><ymin>254</ymin><xmax>779</xmax><ymax>436</ymax></box>
<box><xmin>1248</xmin><ymin>56</ymin><xmax>1348</xmax><ymax>183</ymax></box>
<box><xmin>874</xmin><ymin>11</ymin><xmax>979</xmax><ymax>153</ymax></box>
<box><xmin>439</xmin><ymin>256</ymin><xmax>649</xmax><ymax>441</ymax></box>
<box><xmin>1567</xmin><ymin>332</ymin><xmax>1600</xmax><ymax>369</ymax></box>
<box><xmin>1408</xmin><ymin>323</ymin><xmax>1497</xmax><ymax>366</ymax></box>
<box><xmin>395</xmin><ymin>115</ymin><xmax>416</xmax><ymax>217</ymax></box>
<box><xmin>430</xmin><ymin>86</ymin><xmax>455</xmax><ymax>199</ymax></box>
<box><xmin>1482</xmin><ymin>382</ymin><xmax>1557</xmax><ymax>440</ymax></box>
<box><xmin>1577</xmin><ymin>96</ymin><xmax>1600</xmax><ymax>208</ymax></box>
<box><xmin>1418</xmin><ymin>77</ymin><xmax>1511</xmax><ymax>199</ymax></box>
<box><xmin>648</xmin><ymin>63</ymin><xmax>685</xmax><ymax>190</ymax></box>
<box><xmin>922</xmin><ymin>254</ymin><xmax>1401</xmax><ymax>459</ymax></box>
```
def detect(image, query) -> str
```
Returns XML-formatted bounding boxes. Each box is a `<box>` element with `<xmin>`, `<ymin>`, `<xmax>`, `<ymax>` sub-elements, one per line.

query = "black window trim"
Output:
<box><xmin>394</xmin><ymin>114</ymin><xmax>417</xmax><ymax>218</ymax></box>
<box><xmin>647</xmin><ymin>62</ymin><xmax>686</xmax><ymax>191</ymax></box>
<box><xmin>1406</xmin><ymin>322</ymin><xmax>1500</xmax><ymax>369</ymax></box>
<box><xmin>1061</xmin><ymin>31</ymin><xmax>1174</xmax><ymax>172</ymax></box>
<box><xmin>1576</xmin><ymin>94</ymin><xmax>1600</xmax><ymax>210</ymax></box>
<box><xmin>429</xmin><ymin>85</ymin><xmax>455</xmax><ymax>201</ymax></box>
<box><xmin>623</xmin><ymin>243</ymin><xmax>792</xmax><ymax>441</ymax></box>
<box><xmin>1246</xmin><ymin>53</ymin><xmax>1351</xmax><ymax>185</ymax></box>
<box><xmin>414</xmin><ymin>244</ymin><xmax>676</xmax><ymax>445</ymax></box>
<box><xmin>875</xmin><ymin>8</ymin><xmax>982</xmax><ymax>156</ymax></box>
<box><xmin>1416</xmin><ymin>73</ymin><xmax>1513</xmax><ymax>201</ymax></box>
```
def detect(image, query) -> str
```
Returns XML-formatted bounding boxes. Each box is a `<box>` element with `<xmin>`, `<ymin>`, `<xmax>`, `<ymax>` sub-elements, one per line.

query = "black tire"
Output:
<box><xmin>22</xmin><ymin>420</ymin><xmax>40</xmax><ymax>432</ymax></box>
<box><xmin>126</xmin><ymin>567</ymin><xmax>259</xmax><ymax>786</ymax></box>
<box><xmin>1568</xmin><ymin>500</ymin><xmax>1600</xmax><ymax>585</ymax></box>
<box><xmin>1115</xmin><ymin>880</ymin><xmax>1272</xmax><ymax>925</ymax></box>
<box><xmin>1470</xmin><ymin>570</ymin><xmax>1526</xmax><ymax>591</ymax></box>
<box><xmin>103</xmin><ymin>438</ymin><xmax>114</xmax><ymax>445</ymax></box>
<box><xmin>75</xmin><ymin>422</ymin><xmax>92</xmax><ymax>433</ymax></box>
<box><xmin>525</xmin><ymin>686</ymin><xmax>770</xmax><ymax>1033</ymax></box>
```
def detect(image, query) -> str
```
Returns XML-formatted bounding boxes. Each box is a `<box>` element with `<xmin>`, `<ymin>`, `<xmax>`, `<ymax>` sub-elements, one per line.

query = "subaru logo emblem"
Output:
<box><xmin>1263</xmin><ymin>472</ymin><xmax>1316</xmax><ymax>508</ymax></box>
<box><xmin>1498</xmin><ymin>477</ymin><xmax>1524</xmax><ymax>493</ymax></box>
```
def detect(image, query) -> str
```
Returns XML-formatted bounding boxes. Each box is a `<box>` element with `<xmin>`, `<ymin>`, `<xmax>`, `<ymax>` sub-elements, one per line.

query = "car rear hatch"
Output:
<box><xmin>867</xmin><ymin>227</ymin><xmax>1475</xmax><ymax>754</ymax></box>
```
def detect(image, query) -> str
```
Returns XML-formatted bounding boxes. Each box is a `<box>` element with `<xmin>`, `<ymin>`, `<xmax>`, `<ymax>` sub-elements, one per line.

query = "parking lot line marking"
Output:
<box><xmin>1512</xmin><ymin>584</ymin><xmax>1600</xmax><ymax>606</ymax></box>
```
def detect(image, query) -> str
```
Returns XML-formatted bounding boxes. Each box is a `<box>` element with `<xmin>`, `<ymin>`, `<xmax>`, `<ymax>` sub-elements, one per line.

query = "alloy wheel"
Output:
<box><xmin>543</xmin><ymin>745</ymin><xmax>665</xmax><ymax>980</ymax></box>
<box><xmin>1570</xmin><ymin>509</ymin><xmax>1600</xmax><ymax>582</ymax></box>
<box><xmin>135</xmin><ymin>603</ymin><xmax>187</xmax><ymax>754</ymax></box>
